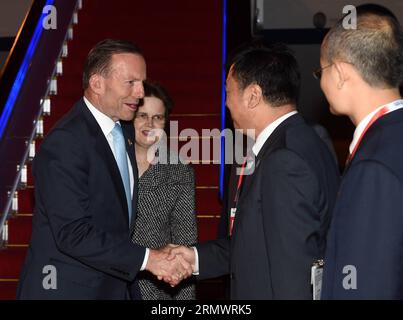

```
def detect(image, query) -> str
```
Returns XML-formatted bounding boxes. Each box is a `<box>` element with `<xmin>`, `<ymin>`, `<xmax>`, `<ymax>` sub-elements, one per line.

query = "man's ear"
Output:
<box><xmin>89</xmin><ymin>74</ymin><xmax>104</xmax><ymax>95</ymax></box>
<box><xmin>245</xmin><ymin>84</ymin><xmax>262</xmax><ymax>109</ymax></box>
<box><xmin>333</xmin><ymin>61</ymin><xmax>350</xmax><ymax>89</ymax></box>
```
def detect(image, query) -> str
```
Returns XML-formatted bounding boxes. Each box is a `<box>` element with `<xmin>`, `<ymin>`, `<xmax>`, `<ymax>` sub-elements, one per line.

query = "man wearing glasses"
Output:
<box><xmin>319</xmin><ymin>12</ymin><xmax>403</xmax><ymax>299</ymax></box>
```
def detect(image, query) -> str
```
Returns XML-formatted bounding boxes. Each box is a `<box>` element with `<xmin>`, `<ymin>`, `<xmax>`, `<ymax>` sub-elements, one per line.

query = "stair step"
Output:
<box><xmin>15</xmin><ymin>188</ymin><xmax>35</xmax><ymax>214</ymax></box>
<box><xmin>63</xmin><ymin>40</ymin><xmax>220</xmax><ymax>66</ymax></box>
<box><xmin>7</xmin><ymin>215</ymin><xmax>32</xmax><ymax>245</ymax></box>
<box><xmin>0</xmin><ymin>247</ymin><xmax>28</xmax><ymax>279</ymax></box>
<box><xmin>196</xmin><ymin>188</ymin><xmax>222</xmax><ymax>214</ymax></box>
<box><xmin>27</xmin><ymin>163</ymin><xmax>33</xmax><ymax>186</ymax></box>
<box><xmin>0</xmin><ymin>281</ymin><xmax>18</xmax><ymax>300</ymax></box>
<box><xmin>197</xmin><ymin>217</ymin><xmax>220</xmax><ymax>242</ymax></box>
<box><xmin>193</xmin><ymin>163</ymin><xmax>220</xmax><ymax>186</ymax></box>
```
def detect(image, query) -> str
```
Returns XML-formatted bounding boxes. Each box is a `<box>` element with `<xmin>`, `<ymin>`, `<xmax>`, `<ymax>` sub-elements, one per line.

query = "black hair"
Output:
<box><xmin>143</xmin><ymin>81</ymin><xmax>174</xmax><ymax>120</ymax></box>
<box><xmin>230</xmin><ymin>43</ymin><xmax>301</xmax><ymax>107</ymax></box>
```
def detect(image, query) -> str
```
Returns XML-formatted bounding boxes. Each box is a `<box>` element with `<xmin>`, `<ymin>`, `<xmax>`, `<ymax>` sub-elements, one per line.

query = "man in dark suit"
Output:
<box><xmin>17</xmin><ymin>39</ymin><xmax>191</xmax><ymax>299</ymax></box>
<box><xmin>168</xmin><ymin>45</ymin><xmax>340</xmax><ymax>299</ymax></box>
<box><xmin>319</xmin><ymin>13</ymin><xmax>403</xmax><ymax>299</ymax></box>
<box><xmin>218</xmin><ymin>123</ymin><xmax>338</xmax><ymax>239</ymax></box>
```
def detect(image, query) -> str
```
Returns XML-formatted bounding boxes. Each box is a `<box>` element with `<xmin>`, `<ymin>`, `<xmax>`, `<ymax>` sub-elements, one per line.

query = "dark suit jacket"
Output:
<box><xmin>17</xmin><ymin>99</ymin><xmax>145</xmax><ymax>300</ymax></box>
<box><xmin>322</xmin><ymin>108</ymin><xmax>403</xmax><ymax>299</ymax></box>
<box><xmin>218</xmin><ymin>123</ymin><xmax>338</xmax><ymax>239</ymax></box>
<box><xmin>197</xmin><ymin>113</ymin><xmax>340</xmax><ymax>299</ymax></box>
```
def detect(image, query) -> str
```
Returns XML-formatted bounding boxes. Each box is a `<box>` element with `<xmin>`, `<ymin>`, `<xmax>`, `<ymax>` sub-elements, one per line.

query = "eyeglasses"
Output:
<box><xmin>313</xmin><ymin>63</ymin><xmax>333</xmax><ymax>80</ymax></box>
<box><xmin>135</xmin><ymin>112</ymin><xmax>166</xmax><ymax>124</ymax></box>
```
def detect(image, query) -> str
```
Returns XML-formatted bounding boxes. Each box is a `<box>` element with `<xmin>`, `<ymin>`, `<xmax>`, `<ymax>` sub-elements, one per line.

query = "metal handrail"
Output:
<box><xmin>0</xmin><ymin>90</ymin><xmax>49</xmax><ymax>241</ymax></box>
<box><xmin>0</xmin><ymin>0</ymin><xmax>81</xmax><ymax>244</ymax></box>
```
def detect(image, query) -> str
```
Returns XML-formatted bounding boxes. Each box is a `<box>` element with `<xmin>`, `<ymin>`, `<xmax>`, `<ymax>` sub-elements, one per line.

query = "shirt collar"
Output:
<box><xmin>252</xmin><ymin>111</ymin><xmax>298</xmax><ymax>156</ymax></box>
<box><xmin>349</xmin><ymin>99</ymin><xmax>403</xmax><ymax>154</ymax></box>
<box><xmin>84</xmin><ymin>96</ymin><xmax>117</xmax><ymax>137</ymax></box>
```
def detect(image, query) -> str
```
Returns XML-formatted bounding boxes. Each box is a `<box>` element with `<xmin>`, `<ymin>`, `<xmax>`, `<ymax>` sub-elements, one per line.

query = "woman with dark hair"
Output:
<box><xmin>131</xmin><ymin>81</ymin><xmax>197</xmax><ymax>299</ymax></box>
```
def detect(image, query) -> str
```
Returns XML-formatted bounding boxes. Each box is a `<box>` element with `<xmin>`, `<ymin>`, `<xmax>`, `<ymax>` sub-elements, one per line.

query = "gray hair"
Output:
<box><xmin>322</xmin><ymin>13</ymin><xmax>403</xmax><ymax>89</ymax></box>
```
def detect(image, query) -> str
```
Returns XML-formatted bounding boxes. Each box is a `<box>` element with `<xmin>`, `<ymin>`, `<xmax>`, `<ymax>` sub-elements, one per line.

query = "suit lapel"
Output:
<box><xmin>80</xmin><ymin>100</ymin><xmax>130</xmax><ymax>226</ymax></box>
<box><xmin>238</xmin><ymin>114</ymin><xmax>302</xmax><ymax>202</ymax></box>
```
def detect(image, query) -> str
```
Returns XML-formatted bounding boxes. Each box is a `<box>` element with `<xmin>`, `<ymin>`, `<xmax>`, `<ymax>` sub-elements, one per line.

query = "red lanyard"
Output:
<box><xmin>347</xmin><ymin>106</ymin><xmax>389</xmax><ymax>163</ymax></box>
<box><xmin>229</xmin><ymin>158</ymin><xmax>249</xmax><ymax>236</ymax></box>
<box><xmin>234</xmin><ymin>160</ymin><xmax>247</xmax><ymax>203</ymax></box>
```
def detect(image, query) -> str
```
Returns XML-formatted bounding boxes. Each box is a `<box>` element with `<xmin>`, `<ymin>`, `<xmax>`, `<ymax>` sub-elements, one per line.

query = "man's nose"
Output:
<box><xmin>133</xmin><ymin>81</ymin><xmax>144</xmax><ymax>98</ymax></box>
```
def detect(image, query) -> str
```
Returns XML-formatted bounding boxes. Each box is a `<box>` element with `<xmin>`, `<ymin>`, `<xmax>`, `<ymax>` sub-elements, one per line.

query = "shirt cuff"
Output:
<box><xmin>140</xmin><ymin>248</ymin><xmax>150</xmax><ymax>271</ymax></box>
<box><xmin>192</xmin><ymin>247</ymin><xmax>200</xmax><ymax>275</ymax></box>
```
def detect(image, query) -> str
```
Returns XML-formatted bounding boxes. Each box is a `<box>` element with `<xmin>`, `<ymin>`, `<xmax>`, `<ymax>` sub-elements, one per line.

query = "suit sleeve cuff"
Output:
<box><xmin>140</xmin><ymin>248</ymin><xmax>150</xmax><ymax>271</ymax></box>
<box><xmin>192</xmin><ymin>246</ymin><xmax>199</xmax><ymax>275</ymax></box>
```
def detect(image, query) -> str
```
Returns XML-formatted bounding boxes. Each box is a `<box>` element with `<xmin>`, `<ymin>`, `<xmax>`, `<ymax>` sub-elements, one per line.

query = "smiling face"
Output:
<box><xmin>94</xmin><ymin>53</ymin><xmax>146</xmax><ymax>121</ymax></box>
<box><xmin>134</xmin><ymin>96</ymin><xmax>166</xmax><ymax>149</ymax></box>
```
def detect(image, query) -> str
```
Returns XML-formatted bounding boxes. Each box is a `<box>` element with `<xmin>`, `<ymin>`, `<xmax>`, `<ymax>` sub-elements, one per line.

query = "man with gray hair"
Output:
<box><xmin>319</xmin><ymin>12</ymin><xmax>403</xmax><ymax>299</ymax></box>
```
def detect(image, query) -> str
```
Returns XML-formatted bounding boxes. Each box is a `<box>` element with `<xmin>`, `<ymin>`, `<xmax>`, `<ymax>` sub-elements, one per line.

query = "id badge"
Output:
<box><xmin>311</xmin><ymin>259</ymin><xmax>324</xmax><ymax>300</ymax></box>
<box><xmin>229</xmin><ymin>208</ymin><xmax>237</xmax><ymax>236</ymax></box>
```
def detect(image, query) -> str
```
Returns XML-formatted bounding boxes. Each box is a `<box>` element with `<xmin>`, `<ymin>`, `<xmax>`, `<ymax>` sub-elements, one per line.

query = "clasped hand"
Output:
<box><xmin>145</xmin><ymin>244</ymin><xmax>196</xmax><ymax>287</ymax></box>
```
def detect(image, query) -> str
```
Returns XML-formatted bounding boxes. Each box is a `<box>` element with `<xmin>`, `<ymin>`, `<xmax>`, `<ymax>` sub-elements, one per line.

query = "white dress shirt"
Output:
<box><xmin>192</xmin><ymin>110</ymin><xmax>298</xmax><ymax>274</ymax></box>
<box><xmin>252</xmin><ymin>110</ymin><xmax>298</xmax><ymax>156</ymax></box>
<box><xmin>84</xmin><ymin>97</ymin><xmax>149</xmax><ymax>270</ymax></box>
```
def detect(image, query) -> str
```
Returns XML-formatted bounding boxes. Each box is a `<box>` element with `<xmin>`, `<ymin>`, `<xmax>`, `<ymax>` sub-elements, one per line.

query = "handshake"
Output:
<box><xmin>145</xmin><ymin>244</ymin><xmax>196</xmax><ymax>287</ymax></box>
